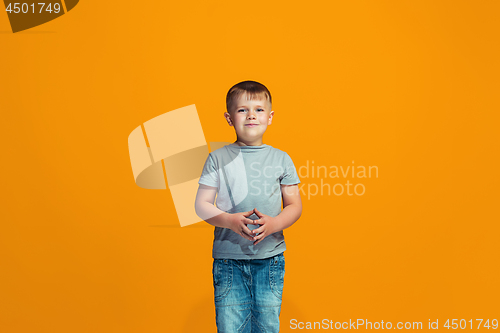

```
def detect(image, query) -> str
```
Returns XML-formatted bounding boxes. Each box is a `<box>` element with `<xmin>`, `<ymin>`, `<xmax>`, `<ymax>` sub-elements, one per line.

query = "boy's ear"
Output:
<box><xmin>268</xmin><ymin>111</ymin><xmax>274</xmax><ymax>125</ymax></box>
<box><xmin>224</xmin><ymin>112</ymin><xmax>234</xmax><ymax>126</ymax></box>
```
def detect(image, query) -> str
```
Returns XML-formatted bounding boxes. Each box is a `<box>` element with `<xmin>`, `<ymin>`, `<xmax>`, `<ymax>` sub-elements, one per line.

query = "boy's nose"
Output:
<box><xmin>247</xmin><ymin>112</ymin><xmax>256</xmax><ymax>119</ymax></box>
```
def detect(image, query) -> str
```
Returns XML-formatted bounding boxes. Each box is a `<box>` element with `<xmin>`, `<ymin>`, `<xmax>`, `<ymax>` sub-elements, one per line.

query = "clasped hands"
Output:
<box><xmin>229</xmin><ymin>208</ymin><xmax>276</xmax><ymax>245</ymax></box>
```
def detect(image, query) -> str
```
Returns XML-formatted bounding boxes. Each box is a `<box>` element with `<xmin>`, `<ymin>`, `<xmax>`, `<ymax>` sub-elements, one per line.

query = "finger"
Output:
<box><xmin>253</xmin><ymin>230</ymin><xmax>265</xmax><ymax>239</ymax></box>
<box><xmin>253</xmin><ymin>219</ymin><xmax>265</xmax><ymax>227</ymax></box>
<box><xmin>254</xmin><ymin>208</ymin><xmax>264</xmax><ymax>218</ymax></box>
<box><xmin>240</xmin><ymin>229</ymin><xmax>254</xmax><ymax>241</ymax></box>
<box><xmin>242</xmin><ymin>225</ymin><xmax>254</xmax><ymax>238</ymax></box>
<box><xmin>241</xmin><ymin>231</ymin><xmax>253</xmax><ymax>241</ymax></box>
<box><xmin>253</xmin><ymin>235</ymin><xmax>265</xmax><ymax>245</ymax></box>
<box><xmin>242</xmin><ymin>209</ymin><xmax>255</xmax><ymax>217</ymax></box>
<box><xmin>241</xmin><ymin>229</ymin><xmax>253</xmax><ymax>239</ymax></box>
<box><xmin>246</xmin><ymin>218</ymin><xmax>262</xmax><ymax>225</ymax></box>
<box><xmin>252</xmin><ymin>226</ymin><xmax>263</xmax><ymax>235</ymax></box>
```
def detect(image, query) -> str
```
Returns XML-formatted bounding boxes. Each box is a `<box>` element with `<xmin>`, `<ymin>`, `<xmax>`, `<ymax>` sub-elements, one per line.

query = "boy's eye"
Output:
<box><xmin>236</xmin><ymin>108</ymin><xmax>265</xmax><ymax>112</ymax></box>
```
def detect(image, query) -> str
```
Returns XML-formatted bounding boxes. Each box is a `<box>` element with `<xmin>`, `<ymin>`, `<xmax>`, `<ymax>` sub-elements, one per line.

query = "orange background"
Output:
<box><xmin>1</xmin><ymin>1</ymin><xmax>499</xmax><ymax>332</ymax></box>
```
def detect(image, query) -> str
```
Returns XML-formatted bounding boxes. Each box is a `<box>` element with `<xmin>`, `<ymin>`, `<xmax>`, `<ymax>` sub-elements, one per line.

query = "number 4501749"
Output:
<box><xmin>444</xmin><ymin>319</ymin><xmax>498</xmax><ymax>330</ymax></box>
<box><xmin>5</xmin><ymin>3</ymin><xmax>62</xmax><ymax>14</ymax></box>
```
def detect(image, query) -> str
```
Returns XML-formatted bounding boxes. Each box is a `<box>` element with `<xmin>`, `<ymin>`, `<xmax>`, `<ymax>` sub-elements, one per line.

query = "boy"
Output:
<box><xmin>195</xmin><ymin>80</ymin><xmax>302</xmax><ymax>333</ymax></box>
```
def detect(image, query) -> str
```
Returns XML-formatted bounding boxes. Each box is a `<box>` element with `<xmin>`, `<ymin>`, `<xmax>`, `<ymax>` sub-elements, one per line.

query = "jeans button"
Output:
<box><xmin>224</xmin><ymin>259</ymin><xmax>227</xmax><ymax>263</ymax></box>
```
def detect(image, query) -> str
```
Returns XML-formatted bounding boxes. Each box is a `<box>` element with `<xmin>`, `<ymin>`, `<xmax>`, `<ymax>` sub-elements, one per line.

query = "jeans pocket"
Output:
<box><xmin>269</xmin><ymin>253</ymin><xmax>285</xmax><ymax>300</ymax></box>
<box><xmin>213</xmin><ymin>259</ymin><xmax>232</xmax><ymax>302</ymax></box>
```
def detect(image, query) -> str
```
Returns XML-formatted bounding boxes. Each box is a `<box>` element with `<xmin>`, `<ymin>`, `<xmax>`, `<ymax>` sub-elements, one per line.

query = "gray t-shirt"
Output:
<box><xmin>198</xmin><ymin>143</ymin><xmax>301</xmax><ymax>259</ymax></box>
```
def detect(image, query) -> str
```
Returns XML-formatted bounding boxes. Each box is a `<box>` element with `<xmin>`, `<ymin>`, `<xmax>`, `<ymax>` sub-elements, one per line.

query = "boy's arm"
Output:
<box><xmin>194</xmin><ymin>184</ymin><xmax>227</xmax><ymax>226</ymax></box>
<box><xmin>194</xmin><ymin>184</ymin><xmax>256</xmax><ymax>241</ymax></box>
<box><xmin>251</xmin><ymin>184</ymin><xmax>302</xmax><ymax>245</ymax></box>
<box><xmin>273</xmin><ymin>184</ymin><xmax>302</xmax><ymax>232</ymax></box>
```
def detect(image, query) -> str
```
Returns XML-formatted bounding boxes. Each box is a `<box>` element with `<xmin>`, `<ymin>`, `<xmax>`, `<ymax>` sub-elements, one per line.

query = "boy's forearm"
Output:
<box><xmin>272</xmin><ymin>203</ymin><xmax>302</xmax><ymax>233</ymax></box>
<box><xmin>195</xmin><ymin>201</ymin><xmax>231</xmax><ymax>228</ymax></box>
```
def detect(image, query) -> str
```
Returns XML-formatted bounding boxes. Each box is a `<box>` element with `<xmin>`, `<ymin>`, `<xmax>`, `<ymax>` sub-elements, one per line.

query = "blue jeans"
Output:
<box><xmin>213</xmin><ymin>252</ymin><xmax>285</xmax><ymax>333</ymax></box>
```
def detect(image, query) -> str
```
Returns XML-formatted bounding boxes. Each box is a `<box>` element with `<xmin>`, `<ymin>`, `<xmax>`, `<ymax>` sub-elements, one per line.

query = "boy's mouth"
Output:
<box><xmin>245</xmin><ymin>123</ymin><xmax>259</xmax><ymax>127</ymax></box>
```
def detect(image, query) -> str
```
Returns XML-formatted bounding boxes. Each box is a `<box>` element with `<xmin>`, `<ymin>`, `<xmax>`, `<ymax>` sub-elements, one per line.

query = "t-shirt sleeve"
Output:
<box><xmin>279</xmin><ymin>152</ymin><xmax>301</xmax><ymax>185</ymax></box>
<box><xmin>198</xmin><ymin>153</ymin><xmax>219</xmax><ymax>188</ymax></box>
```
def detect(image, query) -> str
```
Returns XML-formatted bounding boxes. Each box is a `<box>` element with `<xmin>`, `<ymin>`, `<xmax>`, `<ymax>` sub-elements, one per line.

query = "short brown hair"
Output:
<box><xmin>226</xmin><ymin>80</ymin><xmax>272</xmax><ymax>112</ymax></box>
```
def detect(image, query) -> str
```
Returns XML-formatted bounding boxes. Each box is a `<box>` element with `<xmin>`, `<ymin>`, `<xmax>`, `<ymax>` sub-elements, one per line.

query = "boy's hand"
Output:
<box><xmin>251</xmin><ymin>208</ymin><xmax>277</xmax><ymax>246</ymax></box>
<box><xmin>227</xmin><ymin>209</ymin><xmax>258</xmax><ymax>241</ymax></box>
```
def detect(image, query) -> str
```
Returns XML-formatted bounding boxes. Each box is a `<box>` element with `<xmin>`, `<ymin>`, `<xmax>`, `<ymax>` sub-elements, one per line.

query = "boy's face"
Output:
<box><xmin>224</xmin><ymin>93</ymin><xmax>274</xmax><ymax>145</ymax></box>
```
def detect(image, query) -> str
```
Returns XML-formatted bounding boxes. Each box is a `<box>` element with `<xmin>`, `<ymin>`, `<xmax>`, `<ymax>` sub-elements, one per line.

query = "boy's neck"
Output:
<box><xmin>233</xmin><ymin>138</ymin><xmax>264</xmax><ymax>146</ymax></box>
